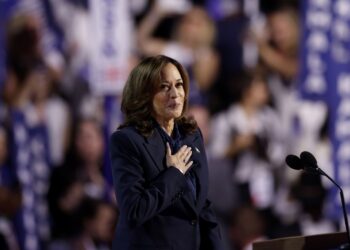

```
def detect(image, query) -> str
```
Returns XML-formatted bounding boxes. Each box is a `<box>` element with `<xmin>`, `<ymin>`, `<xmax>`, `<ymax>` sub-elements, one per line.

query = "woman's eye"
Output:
<box><xmin>176</xmin><ymin>82</ymin><xmax>183</xmax><ymax>88</ymax></box>
<box><xmin>160</xmin><ymin>84</ymin><xmax>170</xmax><ymax>91</ymax></box>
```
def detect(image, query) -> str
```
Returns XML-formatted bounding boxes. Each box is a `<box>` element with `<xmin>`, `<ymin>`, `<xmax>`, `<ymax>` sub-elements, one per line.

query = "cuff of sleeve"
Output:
<box><xmin>164</xmin><ymin>167</ymin><xmax>188</xmax><ymax>190</ymax></box>
<box><xmin>170</xmin><ymin>166</ymin><xmax>185</xmax><ymax>174</ymax></box>
<box><xmin>165</xmin><ymin>167</ymin><xmax>188</xmax><ymax>201</ymax></box>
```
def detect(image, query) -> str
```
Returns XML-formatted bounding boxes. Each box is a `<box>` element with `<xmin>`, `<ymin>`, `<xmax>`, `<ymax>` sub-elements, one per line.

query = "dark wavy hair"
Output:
<box><xmin>119</xmin><ymin>55</ymin><xmax>197</xmax><ymax>137</ymax></box>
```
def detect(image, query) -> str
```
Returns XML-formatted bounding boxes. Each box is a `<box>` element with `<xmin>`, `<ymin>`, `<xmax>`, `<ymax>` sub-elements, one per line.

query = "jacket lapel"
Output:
<box><xmin>181</xmin><ymin>132</ymin><xmax>203</xmax><ymax>212</ymax></box>
<box><xmin>143</xmin><ymin>129</ymin><xmax>166</xmax><ymax>172</ymax></box>
<box><xmin>183</xmin><ymin>131</ymin><xmax>210</xmax><ymax>213</ymax></box>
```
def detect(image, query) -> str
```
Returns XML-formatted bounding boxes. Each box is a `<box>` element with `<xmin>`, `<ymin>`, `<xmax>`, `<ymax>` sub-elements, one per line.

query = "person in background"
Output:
<box><xmin>249</xmin><ymin>1</ymin><xmax>299</xmax><ymax>139</ymax></box>
<box><xmin>29</xmin><ymin>62</ymin><xmax>70</xmax><ymax>168</ymax></box>
<box><xmin>64</xmin><ymin>117</ymin><xmax>114</xmax><ymax>203</ymax></box>
<box><xmin>209</xmin><ymin>67</ymin><xmax>285</xmax><ymax>210</ymax></box>
<box><xmin>209</xmin><ymin>66</ymin><xmax>287</xmax><ymax>240</ymax></box>
<box><xmin>76</xmin><ymin>198</ymin><xmax>117</xmax><ymax>250</ymax></box>
<box><xmin>48</xmin><ymin>166</ymin><xmax>117</xmax><ymax>250</ymax></box>
<box><xmin>253</xmin><ymin>2</ymin><xmax>330</xmax><ymax>222</ymax></box>
<box><xmin>137</xmin><ymin>0</ymin><xmax>219</xmax><ymax>106</ymax></box>
<box><xmin>229</xmin><ymin>205</ymin><xmax>267</xmax><ymax>250</ymax></box>
<box><xmin>250</xmin><ymin>1</ymin><xmax>324</xmax><ymax>160</ymax></box>
<box><xmin>287</xmin><ymin>172</ymin><xmax>336</xmax><ymax>237</ymax></box>
<box><xmin>3</xmin><ymin>15</ymin><xmax>52</xmax><ymax>249</ymax></box>
<box><xmin>253</xmin><ymin>1</ymin><xmax>299</xmax><ymax>80</ymax></box>
<box><xmin>47</xmin><ymin>166</ymin><xmax>85</xmax><ymax>245</ymax></box>
<box><xmin>109</xmin><ymin>55</ymin><xmax>223</xmax><ymax>250</ymax></box>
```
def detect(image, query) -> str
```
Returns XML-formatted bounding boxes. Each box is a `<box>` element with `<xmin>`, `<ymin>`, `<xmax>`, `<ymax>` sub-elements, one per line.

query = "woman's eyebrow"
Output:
<box><xmin>161</xmin><ymin>79</ymin><xmax>183</xmax><ymax>83</ymax></box>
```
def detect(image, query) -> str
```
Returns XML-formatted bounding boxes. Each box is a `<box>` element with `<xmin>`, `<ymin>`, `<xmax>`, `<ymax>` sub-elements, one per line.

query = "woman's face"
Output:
<box><xmin>178</xmin><ymin>7</ymin><xmax>213</xmax><ymax>47</ymax></box>
<box><xmin>75</xmin><ymin>120</ymin><xmax>104</xmax><ymax>164</ymax></box>
<box><xmin>152</xmin><ymin>63</ymin><xmax>185</xmax><ymax>124</ymax></box>
<box><xmin>89</xmin><ymin>204</ymin><xmax>116</xmax><ymax>242</ymax></box>
<box><xmin>247</xmin><ymin>80</ymin><xmax>269</xmax><ymax>107</ymax></box>
<box><xmin>268</xmin><ymin>10</ymin><xmax>299</xmax><ymax>54</ymax></box>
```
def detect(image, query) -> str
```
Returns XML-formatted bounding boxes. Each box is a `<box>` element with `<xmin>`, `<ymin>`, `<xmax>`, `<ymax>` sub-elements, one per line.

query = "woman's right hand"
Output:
<box><xmin>166</xmin><ymin>143</ymin><xmax>193</xmax><ymax>174</ymax></box>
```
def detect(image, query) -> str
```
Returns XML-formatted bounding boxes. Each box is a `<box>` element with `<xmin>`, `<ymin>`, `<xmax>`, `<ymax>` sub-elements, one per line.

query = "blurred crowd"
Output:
<box><xmin>0</xmin><ymin>0</ymin><xmax>341</xmax><ymax>249</ymax></box>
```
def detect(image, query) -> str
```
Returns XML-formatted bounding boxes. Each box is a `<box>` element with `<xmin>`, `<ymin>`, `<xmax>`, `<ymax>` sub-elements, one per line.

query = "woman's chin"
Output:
<box><xmin>166</xmin><ymin>110</ymin><xmax>182</xmax><ymax>119</ymax></box>
<box><xmin>166</xmin><ymin>115</ymin><xmax>180</xmax><ymax>121</ymax></box>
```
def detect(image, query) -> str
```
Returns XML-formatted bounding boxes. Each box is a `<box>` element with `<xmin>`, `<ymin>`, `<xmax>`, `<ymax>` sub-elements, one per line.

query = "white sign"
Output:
<box><xmin>88</xmin><ymin>0</ymin><xmax>134</xmax><ymax>95</ymax></box>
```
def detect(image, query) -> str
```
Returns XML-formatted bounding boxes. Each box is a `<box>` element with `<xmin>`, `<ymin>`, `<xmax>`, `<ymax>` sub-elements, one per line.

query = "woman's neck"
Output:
<box><xmin>241</xmin><ymin>99</ymin><xmax>258</xmax><ymax>117</ymax></box>
<box><xmin>156</xmin><ymin>118</ymin><xmax>174</xmax><ymax>136</ymax></box>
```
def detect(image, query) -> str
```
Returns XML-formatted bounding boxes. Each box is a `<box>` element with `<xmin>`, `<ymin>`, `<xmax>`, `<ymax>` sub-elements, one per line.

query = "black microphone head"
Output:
<box><xmin>285</xmin><ymin>154</ymin><xmax>304</xmax><ymax>170</ymax></box>
<box><xmin>300</xmin><ymin>151</ymin><xmax>317</xmax><ymax>167</ymax></box>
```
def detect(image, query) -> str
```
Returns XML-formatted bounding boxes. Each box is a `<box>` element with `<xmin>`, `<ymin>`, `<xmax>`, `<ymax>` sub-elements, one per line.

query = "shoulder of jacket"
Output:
<box><xmin>111</xmin><ymin>126</ymin><xmax>143</xmax><ymax>141</ymax></box>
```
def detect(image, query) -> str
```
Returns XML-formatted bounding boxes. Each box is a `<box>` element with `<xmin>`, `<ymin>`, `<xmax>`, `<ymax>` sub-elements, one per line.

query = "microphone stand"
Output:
<box><xmin>316</xmin><ymin>167</ymin><xmax>350</xmax><ymax>249</ymax></box>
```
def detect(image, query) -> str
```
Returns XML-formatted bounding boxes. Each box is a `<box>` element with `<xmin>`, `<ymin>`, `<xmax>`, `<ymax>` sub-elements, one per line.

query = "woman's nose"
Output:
<box><xmin>169</xmin><ymin>86</ymin><xmax>180</xmax><ymax>98</ymax></box>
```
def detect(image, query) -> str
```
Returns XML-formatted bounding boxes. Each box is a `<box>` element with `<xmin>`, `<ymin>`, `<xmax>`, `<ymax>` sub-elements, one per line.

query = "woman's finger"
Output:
<box><xmin>177</xmin><ymin>145</ymin><xmax>188</xmax><ymax>157</ymax></box>
<box><xmin>184</xmin><ymin>148</ymin><xmax>192</xmax><ymax>163</ymax></box>
<box><xmin>166</xmin><ymin>142</ymin><xmax>172</xmax><ymax>156</ymax></box>
<box><xmin>185</xmin><ymin>161</ymin><xmax>193</xmax><ymax>169</ymax></box>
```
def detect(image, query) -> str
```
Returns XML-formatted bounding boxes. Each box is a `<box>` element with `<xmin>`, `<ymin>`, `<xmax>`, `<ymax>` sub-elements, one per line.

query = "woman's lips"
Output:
<box><xmin>168</xmin><ymin>103</ymin><xmax>181</xmax><ymax>109</ymax></box>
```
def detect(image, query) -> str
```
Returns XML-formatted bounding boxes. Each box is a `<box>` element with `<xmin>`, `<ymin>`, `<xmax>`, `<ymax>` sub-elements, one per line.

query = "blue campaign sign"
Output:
<box><xmin>0</xmin><ymin>0</ymin><xmax>19</xmax><ymax>88</ymax></box>
<box><xmin>298</xmin><ymin>0</ymin><xmax>332</xmax><ymax>101</ymax></box>
<box><xmin>300</xmin><ymin>0</ymin><xmax>350</xmax><ymax>220</ymax></box>
<box><xmin>327</xmin><ymin>0</ymin><xmax>350</xmax><ymax>220</ymax></box>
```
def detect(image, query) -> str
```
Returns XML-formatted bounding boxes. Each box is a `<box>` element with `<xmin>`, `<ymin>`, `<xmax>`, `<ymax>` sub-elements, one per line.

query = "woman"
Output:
<box><xmin>209</xmin><ymin>68</ymin><xmax>285</xmax><ymax>207</ymax></box>
<box><xmin>109</xmin><ymin>55</ymin><xmax>222</xmax><ymax>250</ymax></box>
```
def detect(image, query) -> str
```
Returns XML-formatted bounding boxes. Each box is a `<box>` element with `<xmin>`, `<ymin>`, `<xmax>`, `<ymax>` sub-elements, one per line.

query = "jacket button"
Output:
<box><xmin>190</xmin><ymin>220</ymin><xmax>197</xmax><ymax>226</ymax></box>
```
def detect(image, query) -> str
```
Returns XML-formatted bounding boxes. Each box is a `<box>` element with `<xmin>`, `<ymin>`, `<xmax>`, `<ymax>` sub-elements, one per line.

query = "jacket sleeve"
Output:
<box><xmin>109</xmin><ymin>130</ymin><xmax>189</xmax><ymax>228</ymax></box>
<box><xmin>199</xmin><ymin>199</ymin><xmax>224</xmax><ymax>250</ymax></box>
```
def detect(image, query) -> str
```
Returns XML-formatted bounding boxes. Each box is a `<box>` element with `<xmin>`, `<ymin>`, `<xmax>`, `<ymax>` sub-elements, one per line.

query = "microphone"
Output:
<box><xmin>285</xmin><ymin>154</ymin><xmax>303</xmax><ymax>170</ymax></box>
<box><xmin>300</xmin><ymin>151</ymin><xmax>326</xmax><ymax>175</ymax></box>
<box><xmin>286</xmin><ymin>152</ymin><xmax>350</xmax><ymax>249</ymax></box>
<box><xmin>285</xmin><ymin>153</ymin><xmax>318</xmax><ymax>173</ymax></box>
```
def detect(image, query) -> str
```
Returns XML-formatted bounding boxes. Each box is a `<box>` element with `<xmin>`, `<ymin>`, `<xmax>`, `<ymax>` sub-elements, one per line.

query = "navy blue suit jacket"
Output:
<box><xmin>109</xmin><ymin>125</ymin><xmax>223</xmax><ymax>250</ymax></box>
